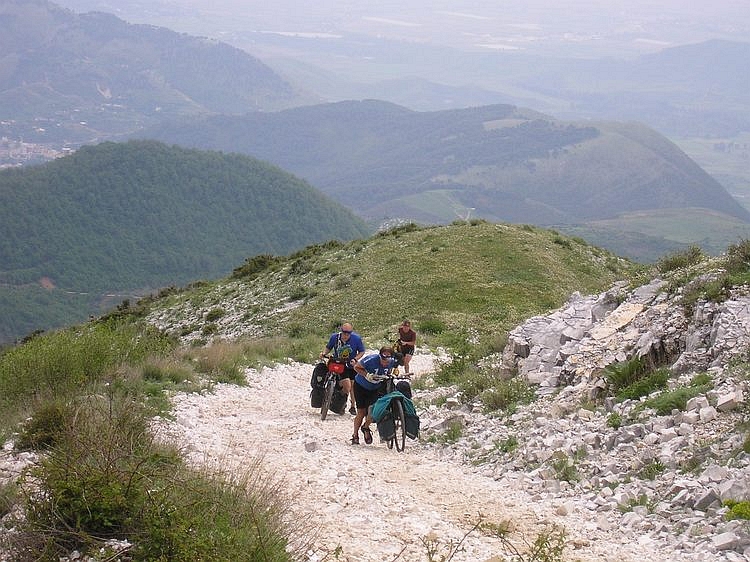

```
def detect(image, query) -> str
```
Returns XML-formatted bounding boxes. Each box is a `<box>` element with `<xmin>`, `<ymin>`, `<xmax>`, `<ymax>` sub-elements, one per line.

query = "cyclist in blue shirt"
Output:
<box><xmin>350</xmin><ymin>346</ymin><xmax>399</xmax><ymax>444</ymax></box>
<box><xmin>319</xmin><ymin>322</ymin><xmax>365</xmax><ymax>414</ymax></box>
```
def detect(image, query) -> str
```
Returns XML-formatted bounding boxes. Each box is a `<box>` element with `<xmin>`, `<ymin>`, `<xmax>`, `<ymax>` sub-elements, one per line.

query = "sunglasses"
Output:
<box><xmin>379</xmin><ymin>353</ymin><xmax>392</xmax><ymax>360</ymax></box>
<box><xmin>341</xmin><ymin>330</ymin><xmax>352</xmax><ymax>334</ymax></box>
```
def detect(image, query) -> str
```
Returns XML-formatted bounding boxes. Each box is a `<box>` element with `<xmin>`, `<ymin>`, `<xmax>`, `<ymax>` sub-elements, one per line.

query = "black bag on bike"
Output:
<box><xmin>310</xmin><ymin>363</ymin><xmax>327</xmax><ymax>388</ymax></box>
<box><xmin>330</xmin><ymin>388</ymin><xmax>348</xmax><ymax>415</ymax></box>
<box><xmin>405</xmin><ymin>414</ymin><xmax>420</xmax><ymax>439</ymax></box>
<box><xmin>376</xmin><ymin>411</ymin><xmax>396</xmax><ymax>441</ymax></box>
<box><xmin>395</xmin><ymin>380</ymin><xmax>412</xmax><ymax>399</ymax></box>
<box><xmin>310</xmin><ymin>386</ymin><xmax>324</xmax><ymax>408</ymax></box>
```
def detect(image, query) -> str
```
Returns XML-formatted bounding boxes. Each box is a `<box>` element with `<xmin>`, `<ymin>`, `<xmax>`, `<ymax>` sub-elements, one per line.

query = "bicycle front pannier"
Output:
<box><xmin>310</xmin><ymin>363</ymin><xmax>327</xmax><ymax>388</ymax></box>
<box><xmin>376</xmin><ymin>411</ymin><xmax>396</xmax><ymax>441</ymax></box>
<box><xmin>405</xmin><ymin>414</ymin><xmax>420</xmax><ymax>439</ymax></box>
<box><xmin>310</xmin><ymin>386</ymin><xmax>324</xmax><ymax>408</ymax></box>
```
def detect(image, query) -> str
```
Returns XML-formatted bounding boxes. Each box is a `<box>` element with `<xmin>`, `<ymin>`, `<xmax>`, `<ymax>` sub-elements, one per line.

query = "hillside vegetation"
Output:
<box><xmin>0</xmin><ymin>140</ymin><xmax>370</xmax><ymax>344</ymax></box>
<box><xmin>143</xmin><ymin>221</ymin><xmax>643</xmax><ymax>349</ymax></box>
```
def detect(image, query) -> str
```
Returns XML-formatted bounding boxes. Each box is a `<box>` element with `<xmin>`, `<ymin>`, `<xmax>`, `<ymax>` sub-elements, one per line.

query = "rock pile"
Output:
<box><xmin>420</xmin><ymin>275</ymin><xmax>750</xmax><ymax>560</ymax></box>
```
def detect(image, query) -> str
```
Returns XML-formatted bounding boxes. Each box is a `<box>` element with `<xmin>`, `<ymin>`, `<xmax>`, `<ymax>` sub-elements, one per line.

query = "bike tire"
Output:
<box><xmin>320</xmin><ymin>377</ymin><xmax>336</xmax><ymax>421</ymax></box>
<box><xmin>392</xmin><ymin>398</ymin><xmax>406</xmax><ymax>452</ymax></box>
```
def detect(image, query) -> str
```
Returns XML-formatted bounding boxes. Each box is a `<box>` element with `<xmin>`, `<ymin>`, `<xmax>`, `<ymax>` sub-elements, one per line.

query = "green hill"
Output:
<box><xmin>142</xmin><ymin>221</ymin><xmax>642</xmax><ymax>347</ymax></box>
<box><xmin>0</xmin><ymin>140</ymin><xmax>371</xmax><ymax>343</ymax></box>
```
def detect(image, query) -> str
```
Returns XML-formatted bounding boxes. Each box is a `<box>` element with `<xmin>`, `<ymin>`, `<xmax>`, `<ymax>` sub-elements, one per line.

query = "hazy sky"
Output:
<box><xmin>55</xmin><ymin>0</ymin><xmax>750</xmax><ymax>57</ymax></box>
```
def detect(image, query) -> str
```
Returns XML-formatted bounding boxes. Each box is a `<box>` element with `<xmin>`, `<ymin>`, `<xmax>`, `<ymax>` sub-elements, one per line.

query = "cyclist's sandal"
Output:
<box><xmin>361</xmin><ymin>426</ymin><xmax>373</xmax><ymax>444</ymax></box>
<box><xmin>350</xmin><ymin>434</ymin><xmax>360</xmax><ymax>445</ymax></box>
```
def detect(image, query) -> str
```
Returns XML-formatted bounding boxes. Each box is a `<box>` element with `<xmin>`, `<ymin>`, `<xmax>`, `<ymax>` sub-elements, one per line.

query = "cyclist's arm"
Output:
<box><xmin>353</xmin><ymin>361</ymin><xmax>367</xmax><ymax>377</ymax></box>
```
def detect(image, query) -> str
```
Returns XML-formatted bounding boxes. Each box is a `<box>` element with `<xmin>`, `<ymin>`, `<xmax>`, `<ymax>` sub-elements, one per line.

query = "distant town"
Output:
<box><xmin>0</xmin><ymin>138</ymin><xmax>74</xmax><ymax>168</ymax></box>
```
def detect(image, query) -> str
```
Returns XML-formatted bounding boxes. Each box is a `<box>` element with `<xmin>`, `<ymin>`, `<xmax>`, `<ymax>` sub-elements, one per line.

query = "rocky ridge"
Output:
<box><xmin>419</xmin><ymin>273</ymin><xmax>750</xmax><ymax>560</ymax></box>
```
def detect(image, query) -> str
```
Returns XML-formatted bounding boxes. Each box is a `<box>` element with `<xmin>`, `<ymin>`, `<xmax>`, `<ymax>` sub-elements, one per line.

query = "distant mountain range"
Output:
<box><xmin>0</xmin><ymin>140</ymin><xmax>370</xmax><ymax>344</ymax></box>
<box><xmin>0</xmin><ymin>0</ymin><xmax>314</xmax><ymax>145</ymax></box>
<box><xmin>138</xmin><ymin>100</ymin><xmax>750</xmax><ymax>259</ymax></box>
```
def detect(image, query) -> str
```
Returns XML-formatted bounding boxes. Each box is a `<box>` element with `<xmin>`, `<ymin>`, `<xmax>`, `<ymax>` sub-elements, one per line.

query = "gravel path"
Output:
<box><xmin>156</xmin><ymin>354</ymin><xmax>688</xmax><ymax>562</ymax></box>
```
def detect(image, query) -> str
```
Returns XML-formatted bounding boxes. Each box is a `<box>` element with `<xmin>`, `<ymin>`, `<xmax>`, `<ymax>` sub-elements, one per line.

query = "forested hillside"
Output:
<box><xmin>0</xmin><ymin>140</ymin><xmax>370</xmax><ymax>343</ymax></box>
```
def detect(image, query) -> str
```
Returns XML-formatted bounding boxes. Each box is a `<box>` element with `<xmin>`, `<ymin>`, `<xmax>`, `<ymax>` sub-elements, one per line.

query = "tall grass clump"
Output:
<box><xmin>656</xmin><ymin>245</ymin><xmax>703</xmax><ymax>273</ymax></box>
<box><xmin>603</xmin><ymin>356</ymin><xmax>650</xmax><ymax>394</ymax></box>
<box><xmin>481</xmin><ymin>377</ymin><xmax>536</xmax><ymax>414</ymax></box>
<box><xmin>9</xmin><ymin>389</ymin><xmax>295</xmax><ymax>562</ymax></box>
<box><xmin>0</xmin><ymin>319</ymin><xmax>174</xmax><ymax>429</ymax></box>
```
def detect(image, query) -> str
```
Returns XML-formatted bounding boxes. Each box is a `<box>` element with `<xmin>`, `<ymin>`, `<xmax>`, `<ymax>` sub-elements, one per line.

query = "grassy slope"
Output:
<box><xmin>145</xmin><ymin>222</ymin><xmax>643</xmax><ymax>350</ymax></box>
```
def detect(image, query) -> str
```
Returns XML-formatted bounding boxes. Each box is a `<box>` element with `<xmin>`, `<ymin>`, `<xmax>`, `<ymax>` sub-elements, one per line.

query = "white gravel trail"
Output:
<box><xmin>156</xmin><ymin>354</ymin><xmax>683</xmax><ymax>562</ymax></box>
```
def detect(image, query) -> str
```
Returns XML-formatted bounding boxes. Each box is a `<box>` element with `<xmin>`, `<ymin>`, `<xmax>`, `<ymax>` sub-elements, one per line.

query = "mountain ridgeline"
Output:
<box><xmin>0</xmin><ymin>0</ymin><xmax>312</xmax><ymax>145</ymax></box>
<box><xmin>138</xmin><ymin>100</ymin><xmax>750</xmax><ymax>241</ymax></box>
<box><xmin>0</xmin><ymin>140</ymin><xmax>370</xmax><ymax>344</ymax></box>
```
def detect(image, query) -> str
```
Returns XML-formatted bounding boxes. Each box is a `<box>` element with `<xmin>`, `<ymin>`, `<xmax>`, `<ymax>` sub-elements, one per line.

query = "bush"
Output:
<box><xmin>606</xmin><ymin>412</ymin><xmax>622</xmax><ymax>429</ymax></box>
<box><xmin>656</xmin><ymin>245</ymin><xmax>703</xmax><ymax>273</ymax></box>
<box><xmin>14</xmin><ymin>401</ymin><xmax>70</xmax><ymax>451</ymax></box>
<box><xmin>603</xmin><ymin>356</ymin><xmax>649</xmax><ymax>393</ymax></box>
<box><xmin>642</xmin><ymin>384</ymin><xmax>710</xmax><ymax>415</ymax></box>
<box><xmin>205</xmin><ymin>307</ymin><xmax>226</xmax><ymax>322</ymax></box>
<box><xmin>14</xmin><ymin>389</ymin><xmax>293</xmax><ymax>562</ymax></box>
<box><xmin>481</xmin><ymin>378</ymin><xmax>536</xmax><ymax>414</ymax></box>
<box><xmin>725</xmin><ymin>500</ymin><xmax>750</xmax><ymax>521</ymax></box>
<box><xmin>419</xmin><ymin>317</ymin><xmax>446</xmax><ymax>335</ymax></box>
<box><xmin>616</xmin><ymin>369</ymin><xmax>669</xmax><ymax>401</ymax></box>
<box><xmin>725</xmin><ymin>239</ymin><xmax>750</xmax><ymax>275</ymax></box>
<box><xmin>231</xmin><ymin>254</ymin><xmax>281</xmax><ymax>279</ymax></box>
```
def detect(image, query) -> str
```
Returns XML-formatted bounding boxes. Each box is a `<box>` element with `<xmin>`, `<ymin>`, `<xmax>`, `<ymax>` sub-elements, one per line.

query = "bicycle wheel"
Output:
<box><xmin>320</xmin><ymin>377</ymin><xmax>336</xmax><ymax>421</ymax></box>
<box><xmin>391</xmin><ymin>398</ymin><xmax>406</xmax><ymax>452</ymax></box>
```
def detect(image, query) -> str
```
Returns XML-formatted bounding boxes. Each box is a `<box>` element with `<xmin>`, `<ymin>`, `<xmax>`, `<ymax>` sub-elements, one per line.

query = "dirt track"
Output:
<box><xmin>156</xmin><ymin>355</ymin><xmax>677</xmax><ymax>562</ymax></box>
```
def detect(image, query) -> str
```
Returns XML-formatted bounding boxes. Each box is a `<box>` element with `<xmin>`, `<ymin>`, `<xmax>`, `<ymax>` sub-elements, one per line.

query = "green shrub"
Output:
<box><xmin>419</xmin><ymin>317</ymin><xmax>446</xmax><ymax>335</ymax></box>
<box><xmin>616</xmin><ymin>369</ymin><xmax>669</xmax><ymax>401</ymax></box>
<box><xmin>204</xmin><ymin>307</ymin><xmax>226</xmax><ymax>322</ymax></box>
<box><xmin>549</xmin><ymin>451</ymin><xmax>578</xmax><ymax>483</ymax></box>
<box><xmin>16</xmin><ymin>390</ymin><xmax>293</xmax><ymax>562</ymax></box>
<box><xmin>498</xmin><ymin>435</ymin><xmax>518</xmax><ymax>454</ymax></box>
<box><xmin>690</xmin><ymin>372</ymin><xmax>712</xmax><ymax>387</ymax></box>
<box><xmin>725</xmin><ymin>500</ymin><xmax>750</xmax><ymax>521</ymax></box>
<box><xmin>642</xmin><ymin>384</ymin><xmax>710</xmax><ymax>415</ymax></box>
<box><xmin>638</xmin><ymin>460</ymin><xmax>665</xmax><ymax>480</ymax></box>
<box><xmin>480</xmin><ymin>378</ymin><xmax>535</xmax><ymax>414</ymax></box>
<box><xmin>0</xmin><ymin>321</ymin><xmax>173</xmax><ymax>428</ymax></box>
<box><xmin>606</xmin><ymin>412</ymin><xmax>622</xmax><ymax>429</ymax></box>
<box><xmin>656</xmin><ymin>245</ymin><xmax>703</xmax><ymax>273</ymax></box>
<box><xmin>231</xmin><ymin>254</ymin><xmax>281</xmax><ymax>279</ymax></box>
<box><xmin>725</xmin><ymin>239</ymin><xmax>750</xmax><ymax>275</ymax></box>
<box><xmin>437</xmin><ymin>420</ymin><xmax>464</xmax><ymax>444</ymax></box>
<box><xmin>603</xmin><ymin>357</ymin><xmax>650</xmax><ymax>393</ymax></box>
<box><xmin>14</xmin><ymin>401</ymin><xmax>70</xmax><ymax>451</ymax></box>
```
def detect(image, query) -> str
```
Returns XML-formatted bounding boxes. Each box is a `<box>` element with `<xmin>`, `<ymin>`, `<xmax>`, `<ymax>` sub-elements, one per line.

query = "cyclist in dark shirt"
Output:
<box><xmin>319</xmin><ymin>322</ymin><xmax>365</xmax><ymax>414</ymax></box>
<box><xmin>397</xmin><ymin>320</ymin><xmax>417</xmax><ymax>375</ymax></box>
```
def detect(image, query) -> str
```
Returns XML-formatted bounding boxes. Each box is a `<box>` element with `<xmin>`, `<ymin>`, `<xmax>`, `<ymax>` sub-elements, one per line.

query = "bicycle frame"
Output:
<box><xmin>320</xmin><ymin>357</ymin><xmax>346</xmax><ymax>421</ymax></box>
